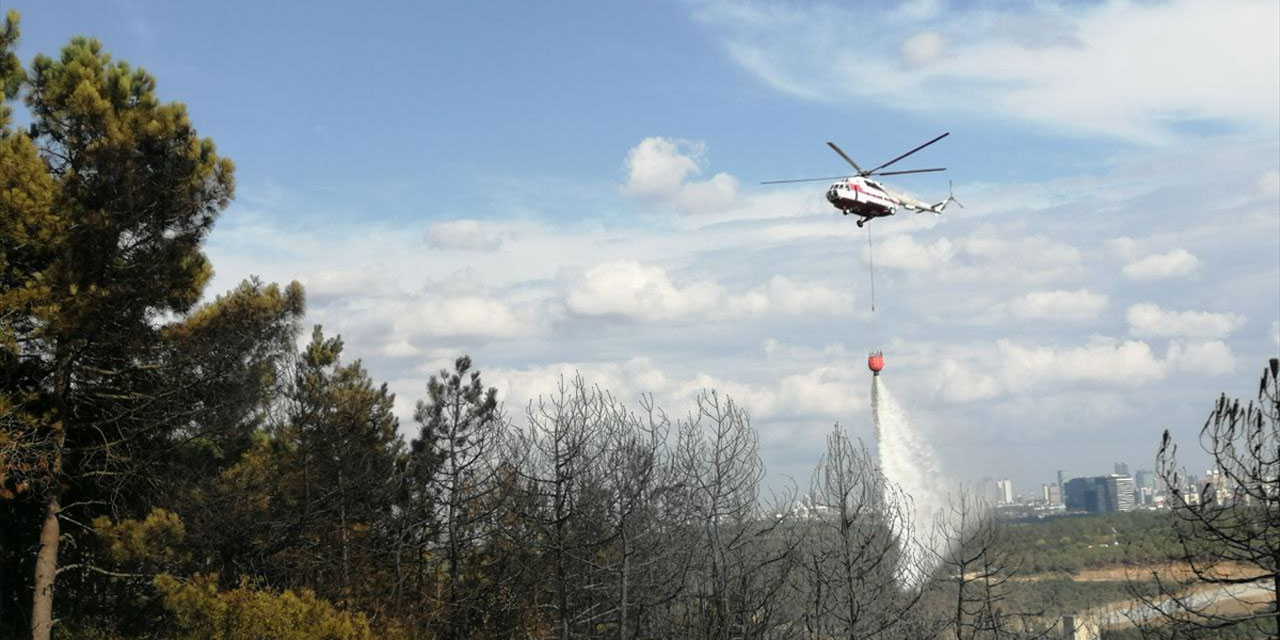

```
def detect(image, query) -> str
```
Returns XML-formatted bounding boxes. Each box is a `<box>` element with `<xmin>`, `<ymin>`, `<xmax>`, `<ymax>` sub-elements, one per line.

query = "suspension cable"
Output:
<box><xmin>866</xmin><ymin>223</ymin><xmax>876</xmax><ymax>312</ymax></box>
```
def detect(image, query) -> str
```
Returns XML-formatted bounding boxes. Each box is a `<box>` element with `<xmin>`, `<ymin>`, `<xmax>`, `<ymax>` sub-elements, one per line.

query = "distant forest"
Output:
<box><xmin>2</xmin><ymin>12</ymin><xmax>1276</xmax><ymax>640</ymax></box>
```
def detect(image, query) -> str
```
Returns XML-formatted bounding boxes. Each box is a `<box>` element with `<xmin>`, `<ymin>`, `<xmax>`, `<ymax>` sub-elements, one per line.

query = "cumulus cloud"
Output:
<box><xmin>300</xmin><ymin>270</ymin><xmax>398</xmax><ymax>301</ymax></box>
<box><xmin>1009</xmin><ymin>289</ymin><xmax>1108</xmax><ymax>321</ymax></box>
<box><xmin>998</xmin><ymin>338</ymin><xmax>1168</xmax><ymax>389</ymax></box>
<box><xmin>1122</xmin><ymin>248</ymin><xmax>1199</xmax><ymax>281</ymax></box>
<box><xmin>1166</xmin><ymin>340</ymin><xmax>1235</xmax><ymax>375</ymax></box>
<box><xmin>759</xmin><ymin>275</ymin><xmax>854</xmax><ymax>315</ymax></box>
<box><xmin>416</xmin><ymin>296</ymin><xmax>524</xmax><ymax>338</ymax></box>
<box><xmin>566</xmin><ymin>261</ymin><xmax>722</xmax><ymax>321</ymax></box>
<box><xmin>1126</xmin><ymin>303</ymin><xmax>1245</xmax><ymax>339</ymax></box>
<box><xmin>339</xmin><ymin>295</ymin><xmax>533</xmax><ymax>348</ymax></box>
<box><xmin>623</xmin><ymin>137</ymin><xmax>740</xmax><ymax>213</ymax></box>
<box><xmin>934</xmin><ymin>359</ymin><xmax>1002</xmax><ymax>402</ymax></box>
<box><xmin>566</xmin><ymin>262</ymin><xmax>852</xmax><ymax>322</ymax></box>
<box><xmin>932</xmin><ymin>335</ymin><xmax>1242</xmax><ymax>403</ymax></box>
<box><xmin>957</xmin><ymin>234</ymin><xmax>1082</xmax><ymax>283</ymax></box>
<box><xmin>489</xmin><ymin>357</ymin><xmax>864</xmax><ymax>422</ymax></box>
<box><xmin>876</xmin><ymin>235</ymin><xmax>954</xmax><ymax>271</ymax></box>
<box><xmin>424</xmin><ymin>219</ymin><xmax>505</xmax><ymax>251</ymax></box>
<box><xmin>870</xmin><ymin>229</ymin><xmax>1082</xmax><ymax>284</ymax></box>
<box><xmin>696</xmin><ymin>0</ymin><xmax>1280</xmax><ymax>141</ymax></box>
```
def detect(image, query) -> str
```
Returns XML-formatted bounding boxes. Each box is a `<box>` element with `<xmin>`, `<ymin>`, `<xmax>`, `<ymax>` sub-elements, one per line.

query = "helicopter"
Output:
<box><xmin>763</xmin><ymin>132</ymin><xmax>961</xmax><ymax>227</ymax></box>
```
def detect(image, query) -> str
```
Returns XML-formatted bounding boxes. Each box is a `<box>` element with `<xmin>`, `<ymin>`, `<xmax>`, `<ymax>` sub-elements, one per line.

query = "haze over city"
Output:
<box><xmin>11</xmin><ymin>1</ymin><xmax>1279</xmax><ymax>495</ymax></box>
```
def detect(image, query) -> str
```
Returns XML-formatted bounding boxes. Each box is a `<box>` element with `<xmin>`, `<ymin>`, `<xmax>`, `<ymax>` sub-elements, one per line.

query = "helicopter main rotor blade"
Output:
<box><xmin>875</xmin><ymin>167</ymin><xmax>946</xmax><ymax>176</ymax></box>
<box><xmin>866</xmin><ymin>132</ymin><xmax>949</xmax><ymax>176</ymax></box>
<box><xmin>760</xmin><ymin>175</ymin><xmax>853</xmax><ymax>185</ymax></box>
<box><xmin>826</xmin><ymin>142</ymin><xmax>866</xmax><ymax>175</ymax></box>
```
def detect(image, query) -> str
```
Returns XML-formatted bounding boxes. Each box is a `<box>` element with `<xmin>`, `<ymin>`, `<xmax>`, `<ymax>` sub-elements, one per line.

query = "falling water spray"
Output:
<box><xmin>871</xmin><ymin>374</ymin><xmax>948</xmax><ymax>584</ymax></box>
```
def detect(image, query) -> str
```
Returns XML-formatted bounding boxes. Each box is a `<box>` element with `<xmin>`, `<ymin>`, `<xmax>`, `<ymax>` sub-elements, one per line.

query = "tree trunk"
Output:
<box><xmin>31</xmin><ymin>348</ymin><xmax>69</xmax><ymax>640</ymax></box>
<box><xmin>29</xmin><ymin>430</ymin><xmax>63</xmax><ymax>640</ymax></box>
<box><xmin>619</xmin><ymin>534</ymin><xmax>629</xmax><ymax>640</ymax></box>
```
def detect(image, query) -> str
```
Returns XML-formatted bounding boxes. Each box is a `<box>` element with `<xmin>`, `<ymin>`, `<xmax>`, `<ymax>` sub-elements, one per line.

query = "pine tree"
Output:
<box><xmin>0</xmin><ymin>20</ymin><xmax>304</xmax><ymax>639</ymax></box>
<box><xmin>404</xmin><ymin>355</ymin><xmax>501</xmax><ymax>638</ymax></box>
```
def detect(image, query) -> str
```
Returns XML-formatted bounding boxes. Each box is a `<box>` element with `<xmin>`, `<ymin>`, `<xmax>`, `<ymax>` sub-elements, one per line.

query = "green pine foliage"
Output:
<box><xmin>155</xmin><ymin>574</ymin><xmax>381</xmax><ymax>640</ymax></box>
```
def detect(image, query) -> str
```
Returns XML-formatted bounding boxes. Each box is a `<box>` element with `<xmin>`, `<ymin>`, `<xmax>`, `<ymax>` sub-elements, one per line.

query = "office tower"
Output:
<box><xmin>996</xmin><ymin>479</ymin><xmax>1014</xmax><ymax>504</ymax></box>
<box><xmin>1042</xmin><ymin>483</ymin><xmax>1061</xmax><ymax>505</ymax></box>
<box><xmin>1065</xmin><ymin>477</ymin><xmax>1104</xmax><ymax>512</ymax></box>
<box><xmin>1114</xmin><ymin>462</ymin><xmax>1129</xmax><ymax>476</ymax></box>
<box><xmin>1065</xmin><ymin>475</ymin><xmax>1135</xmax><ymax>513</ymax></box>
<box><xmin>1106</xmin><ymin>474</ymin><xmax>1136</xmax><ymax>512</ymax></box>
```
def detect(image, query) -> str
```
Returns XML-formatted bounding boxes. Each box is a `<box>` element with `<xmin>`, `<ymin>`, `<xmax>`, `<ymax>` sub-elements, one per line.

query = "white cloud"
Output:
<box><xmin>924</xmin><ymin>333</ymin><xmax>1244</xmax><ymax>404</ymax></box>
<box><xmin>761</xmin><ymin>275</ymin><xmax>854</xmax><ymax>315</ymax></box>
<box><xmin>424</xmin><ymin>219</ymin><xmax>505</xmax><ymax>251</ymax></box>
<box><xmin>300</xmin><ymin>270</ymin><xmax>398</xmax><ymax>300</ymax></box>
<box><xmin>491</xmin><ymin>358</ymin><xmax>864</xmax><ymax>422</ymax></box>
<box><xmin>998</xmin><ymin>338</ymin><xmax>1168</xmax><ymax>389</ymax></box>
<box><xmin>876</xmin><ymin>235</ymin><xmax>954</xmax><ymax>271</ymax></box>
<box><xmin>1122</xmin><ymin>248</ymin><xmax>1199</xmax><ymax>281</ymax></box>
<box><xmin>623</xmin><ymin>137</ymin><xmax>740</xmax><ymax>213</ymax></box>
<box><xmin>727</xmin><ymin>290</ymin><xmax>770</xmax><ymax>317</ymax></box>
<box><xmin>1105</xmin><ymin>236</ymin><xmax>1137</xmax><ymax>260</ymax></box>
<box><xmin>1010</xmin><ymin>289</ymin><xmax>1108</xmax><ymax>321</ymax></box>
<box><xmin>871</xmin><ymin>229</ymin><xmax>1083</xmax><ymax>285</ymax></box>
<box><xmin>1126</xmin><ymin>303</ymin><xmax>1245</xmax><ymax>339</ymax></box>
<box><xmin>416</xmin><ymin>296</ymin><xmax>524</xmax><ymax>338</ymax></box>
<box><xmin>901</xmin><ymin>32</ymin><xmax>945</xmax><ymax>67</ymax></box>
<box><xmin>1166</xmin><ymin>340</ymin><xmax>1236</xmax><ymax>375</ymax></box>
<box><xmin>566</xmin><ymin>261</ymin><xmax>722</xmax><ymax>321</ymax></box>
<box><xmin>345</xmin><ymin>295</ymin><xmax>532</xmax><ymax>344</ymax></box>
<box><xmin>696</xmin><ymin>0</ymin><xmax>1280</xmax><ymax>141</ymax></box>
<box><xmin>1258</xmin><ymin>170</ymin><xmax>1280</xmax><ymax>196</ymax></box>
<box><xmin>934</xmin><ymin>359</ymin><xmax>1002</xmax><ymax>402</ymax></box>
<box><xmin>566</xmin><ymin>262</ymin><xmax>852</xmax><ymax>322</ymax></box>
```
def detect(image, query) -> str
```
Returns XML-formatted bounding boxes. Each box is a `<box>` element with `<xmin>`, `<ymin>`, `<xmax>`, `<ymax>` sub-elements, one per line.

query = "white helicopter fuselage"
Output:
<box><xmin>826</xmin><ymin>176</ymin><xmax>945</xmax><ymax>220</ymax></box>
<box><xmin>827</xmin><ymin>177</ymin><xmax>898</xmax><ymax>217</ymax></box>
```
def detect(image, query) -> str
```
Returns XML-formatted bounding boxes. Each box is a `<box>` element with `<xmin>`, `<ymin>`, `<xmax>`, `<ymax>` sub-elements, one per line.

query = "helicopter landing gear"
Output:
<box><xmin>856</xmin><ymin>218</ymin><xmax>865</xmax><ymax>228</ymax></box>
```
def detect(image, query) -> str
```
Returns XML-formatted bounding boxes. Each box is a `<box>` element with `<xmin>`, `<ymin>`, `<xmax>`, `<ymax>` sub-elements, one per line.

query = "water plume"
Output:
<box><xmin>871</xmin><ymin>374</ymin><xmax>947</xmax><ymax>582</ymax></box>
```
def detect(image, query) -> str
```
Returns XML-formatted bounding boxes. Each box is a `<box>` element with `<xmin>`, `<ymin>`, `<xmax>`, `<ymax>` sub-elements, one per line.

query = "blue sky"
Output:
<box><xmin>11</xmin><ymin>0</ymin><xmax>1279</xmax><ymax>494</ymax></box>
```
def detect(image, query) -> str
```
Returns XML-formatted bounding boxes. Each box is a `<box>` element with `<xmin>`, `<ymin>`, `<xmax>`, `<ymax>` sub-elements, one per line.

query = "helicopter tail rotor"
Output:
<box><xmin>947</xmin><ymin>180</ymin><xmax>963</xmax><ymax>209</ymax></box>
<box><xmin>929</xmin><ymin>181</ymin><xmax>962</xmax><ymax>214</ymax></box>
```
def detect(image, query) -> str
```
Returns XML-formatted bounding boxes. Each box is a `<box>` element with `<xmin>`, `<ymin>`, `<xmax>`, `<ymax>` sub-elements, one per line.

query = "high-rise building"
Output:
<box><xmin>1057</xmin><ymin>470</ymin><xmax>1067</xmax><ymax>498</ymax></box>
<box><xmin>1135</xmin><ymin>469</ymin><xmax>1154</xmax><ymax>490</ymax></box>
<box><xmin>1042</xmin><ymin>483</ymin><xmax>1062</xmax><ymax>505</ymax></box>
<box><xmin>1114</xmin><ymin>462</ymin><xmax>1129</xmax><ymax>476</ymax></box>
<box><xmin>1106</xmin><ymin>474</ymin><xmax>1136</xmax><ymax>512</ymax></box>
<box><xmin>1066</xmin><ymin>475</ymin><xmax>1135</xmax><ymax>513</ymax></box>
<box><xmin>1138</xmin><ymin>486</ymin><xmax>1154</xmax><ymax>506</ymax></box>
<box><xmin>1065</xmin><ymin>477</ymin><xmax>1106</xmax><ymax>513</ymax></box>
<box><xmin>996</xmin><ymin>478</ymin><xmax>1014</xmax><ymax>504</ymax></box>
